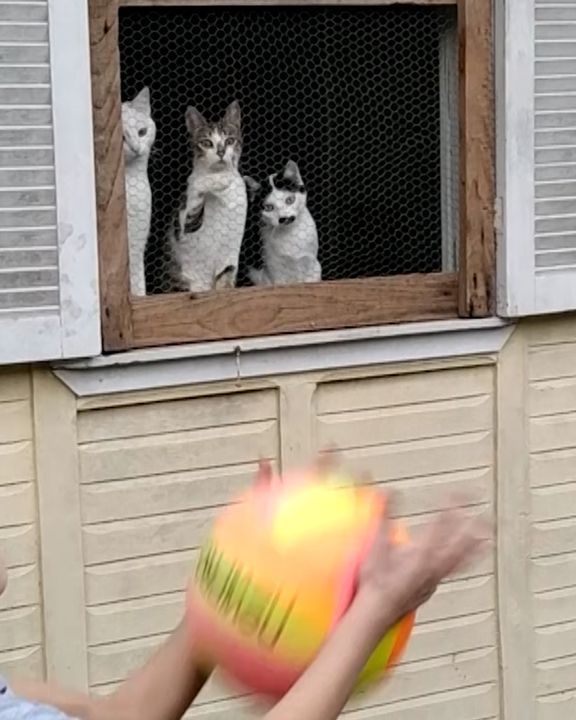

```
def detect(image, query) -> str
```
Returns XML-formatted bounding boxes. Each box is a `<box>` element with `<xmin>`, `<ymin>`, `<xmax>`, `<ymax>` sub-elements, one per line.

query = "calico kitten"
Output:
<box><xmin>169</xmin><ymin>100</ymin><xmax>248</xmax><ymax>293</ymax></box>
<box><xmin>249</xmin><ymin>161</ymin><xmax>321</xmax><ymax>286</ymax></box>
<box><xmin>122</xmin><ymin>87</ymin><xmax>156</xmax><ymax>297</ymax></box>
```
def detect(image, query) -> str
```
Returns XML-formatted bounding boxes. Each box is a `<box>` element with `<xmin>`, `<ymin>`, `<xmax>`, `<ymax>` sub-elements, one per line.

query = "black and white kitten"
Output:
<box><xmin>249</xmin><ymin>161</ymin><xmax>321</xmax><ymax>286</ymax></box>
<box><xmin>169</xmin><ymin>101</ymin><xmax>247</xmax><ymax>292</ymax></box>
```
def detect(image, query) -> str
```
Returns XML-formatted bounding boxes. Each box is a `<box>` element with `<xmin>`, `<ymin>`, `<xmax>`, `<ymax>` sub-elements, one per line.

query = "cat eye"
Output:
<box><xmin>263</xmin><ymin>203</ymin><xmax>274</xmax><ymax>212</ymax></box>
<box><xmin>138</xmin><ymin>128</ymin><xmax>148</xmax><ymax>137</ymax></box>
<box><xmin>199</xmin><ymin>139</ymin><xmax>213</xmax><ymax>149</ymax></box>
<box><xmin>225</xmin><ymin>137</ymin><xmax>235</xmax><ymax>146</ymax></box>
<box><xmin>285</xmin><ymin>196</ymin><xmax>295</xmax><ymax>205</ymax></box>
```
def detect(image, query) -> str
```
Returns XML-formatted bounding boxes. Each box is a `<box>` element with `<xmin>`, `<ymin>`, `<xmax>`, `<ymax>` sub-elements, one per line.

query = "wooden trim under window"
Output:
<box><xmin>89</xmin><ymin>0</ymin><xmax>494</xmax><ymax>352</ymax></box>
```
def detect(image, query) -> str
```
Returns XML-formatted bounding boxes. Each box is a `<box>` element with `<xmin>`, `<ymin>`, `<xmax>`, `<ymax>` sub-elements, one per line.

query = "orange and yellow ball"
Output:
<box><xmin>186</xmin><ymin>469</ymin><xmax>413</xmax><ymax>698</ymax></box>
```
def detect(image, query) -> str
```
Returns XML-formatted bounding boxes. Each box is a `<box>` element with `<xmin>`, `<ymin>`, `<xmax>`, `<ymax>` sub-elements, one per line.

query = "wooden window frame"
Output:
<box><xmin>89</xmin><ymin>0</ymin><xmax>494</xmax><ymax>352</ymax></box>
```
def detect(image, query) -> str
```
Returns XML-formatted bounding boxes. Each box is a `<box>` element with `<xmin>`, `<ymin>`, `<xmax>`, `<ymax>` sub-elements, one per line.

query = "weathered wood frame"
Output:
<box><xmin>89</xmin><ymin>0</ymin><xmax>494</xmax><ymax>351</ymax></box>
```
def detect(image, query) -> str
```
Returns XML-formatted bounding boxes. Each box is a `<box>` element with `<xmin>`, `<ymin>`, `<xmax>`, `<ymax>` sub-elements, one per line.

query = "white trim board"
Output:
<box><xmin>54</xmin><ymin>318</ymin><xmax>515</xmax><ymax>397</ymax></box>
<box><xmin>495</xmin><ymin>0</ymin><xmax>536</xmax><ymax>317</ymax></box>
<box><xmin>48</xmin><ymin>0</ymin><xmax>101</xmax><ymax>358</ymax></box>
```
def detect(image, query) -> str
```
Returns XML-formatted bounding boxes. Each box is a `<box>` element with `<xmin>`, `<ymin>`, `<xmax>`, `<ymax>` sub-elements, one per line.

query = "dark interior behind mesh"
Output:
<box><xmin>118</xmin><ymin>5</ymin><xmax>456</xmax><ymax>293</ymax></box>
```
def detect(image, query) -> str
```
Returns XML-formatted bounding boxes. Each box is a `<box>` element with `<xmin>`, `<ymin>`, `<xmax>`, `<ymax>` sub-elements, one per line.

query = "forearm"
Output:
<box><xmin>9</xmin><ymin>678</ymin><xmax>95</xmax><ymax>720</ymax></box>
<box><xmin>103</xmin><ymin>618</ymin><xmax>210</xmax><ymax>720</ymax></box>
<box><xmin>264</xmin><ymin>595</ymin><xmax>400</xmax><ymax>720</ymax></box>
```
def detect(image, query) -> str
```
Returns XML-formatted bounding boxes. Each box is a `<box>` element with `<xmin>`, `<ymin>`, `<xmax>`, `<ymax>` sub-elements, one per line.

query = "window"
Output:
<box><xmin>89</xmin><ymin>0</ymin><xmax>494</xmax><ymax>352</ymax></box>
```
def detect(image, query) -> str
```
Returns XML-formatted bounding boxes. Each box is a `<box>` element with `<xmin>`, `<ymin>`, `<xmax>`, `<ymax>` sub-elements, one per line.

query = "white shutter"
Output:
<box><xmin>0</xmin><ymin>0</ymin><xmax>100</xmax><ymax>364</ymax></box>
<box><xmin>499</xmin><ymin>0</ymin><xmax>576</xmax><ymax>316</ymax></box>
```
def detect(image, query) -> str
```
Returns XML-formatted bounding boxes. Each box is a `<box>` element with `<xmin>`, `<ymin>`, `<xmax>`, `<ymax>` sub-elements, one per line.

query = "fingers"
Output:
<box><xmin>255</xmin><ymin>459</ymin><xmax>273</xmax><ymax>487</ymax></box>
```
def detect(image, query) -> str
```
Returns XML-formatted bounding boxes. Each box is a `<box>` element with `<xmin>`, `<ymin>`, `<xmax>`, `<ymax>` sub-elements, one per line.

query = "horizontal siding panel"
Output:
<box><xmin>0</xmin><ymin>5</ymin><xmax>48</xmax><ymax>22</ymax></box>
<box><xmin>79</xmin><ymin>420</ymin><xmax>278</xmax><ymax>483</ymax></box>
<box><xmin>85</xmin><ymin>549</ymin><xmax>198</xmax><ymax>605</ymax></box>
<box><xmin>0</xmin><ymin>606</ymin><xmax>41</xmax><ymax>652</ymax></box>
<box><xmin>0</xmin><ymin>524</ymin><xmax>37</xmax><ymax>567</ymax></box>
<box><xmin>536</xmin><ymin>654</ymin><xmax>576</xmax><ymax>696</ymax></box>
<box><xmin>349</xmin><ymin>648</ymin><xmax>498</xmax><ymax>711</ymax></box>
<box><xmin>530</xmin><ymin>344</ymin><xmax>576</xmax><ymax>381</ymax></box>
<box><xmin>317</xmin><ymin>396</ymin><xmax>492</xmax><ymax>450</ymax></box>
<box><xmin>536</xmin><ymin>110</ymin><xmax>576</xmax><ymax>129</ymax></box>
<box><xmin>87</xmin><ymin>592</ymin><xmax>183</xmax><ymax>647</ymax></box>
<box><xmin>533</xmin><ymin>482</ymin><xmax>576</xmax><ymax>523</ymax></box>
<box><xmin>536</xmin><ymin>146</ymin><xmax>576</xmax><ymax>164</ymax></box>
<box><xmin>88</xmin><ymin>634</ymin><xmax>167</xmax><ymax>686</ymax></box>
<box><xmin>0</xmin><ymin>371</ymin><xmax>29</xmax><ymax>402</ymax></box>
<box><xmin>533</xmin><ymin>516</ymin><xmax>576</xmax><ymax>558</ymax></box>
<box><xmin>0</xmin><ymin>248</ymin><xmax>57</xmax><ymax>267</ymax></box>
<box><xmin>78</xmin><ymin>390</ymin><xmax>277</xmax><ymax>443</ymax></box>
<box><xmin>536</xmin><ymin>198</ymin><xmax>576</xmax><ymax>216</ymax></box>
<box><xmin>0</xmin><ymin>483</ymin><xmax>34</xmax><ymax>526</ymax></box>
<box><xmin>536</xmin><ymin>95</ymin><xmax>576</xmax><ymax>112</ymax></box>
<box><xmin>0</xmin><ymin>288</ymin><xmax>57</xmax><ymax>310</ymax></box>
<box><xmin>316</xmin><ymin>367</ymin><xmax>492</xmax><ymax>415</ymax></box>
<box><xmin>416</xmin><ymin>576</ymin><xmax>494</xmax><ymax>625</ymax></box>
<box><xmin>0</xmin><ymin>188</ymin><xmax>55</xmax><ymax>207</ymax></box>
<box><xmin>0</xmin><ymin>86</ymin><xmax>49</xmax><ymax>105</ymax></box>
<box><xmin>339</xmin><ymin>432</ymin><xmax>492</xmax><ymax>485</ymax></box>
<box><xmin>0</xmin><ymin>227</ymin><xmax>56</xmax><ymax>248</ymax></box>
<box><xmin>535</xmin><ymin>618</ymin><xmax>576</xmax><ymax>661</ymax></box>
<box><xmin>0</xmin><ymin>107</ymin><xmax>52</xmax><ymax>126</ymax></box>
<box><xmin>80</xmin><ymin>462</ymin><xmax>264</xmax><ymax>523</ymax></box>
<box><xmin>530</xmin><ymin>376</ymin><xmax>576</xmax><ymax>416</ymax></box>
<box><xmin>0</xmin><ymin>148</ymin><xmax>53</xmax><ymax>167</ymax></box>
<box><xmin>531</xmin><ymin>448</ymin><xmax>576</xmax><ymax>488</ymax></box>
<box><xmin>530</xmin><ymin>412</ymin><xmax>576</xmax><ymax>452</ymax></box>
<box><xmin>537</xmin><ymin>215</ymin><xmax>576</xmax><ymax>233</ymax></box>
<box><xmin>0</xmin><ymin>565</ymin><xmax>39</xmax><ymax>611</ymax></box>
<box><xmin>0</xmin><ymin>645</ymin><xmax>43</xmax><ymax>680</ymax></box>
<box><xmin>537</xmin><ymin>41</ymin><xmax>576</xmax><ymax>58</ymax></box>
<box><xmin>0</xmin><ymin>67</ymin><xmax>50</xmax><ymax>84</ymax></box>
<box><xmin>0</xmin><ymin>44</ymin><xmax>49</xmax><ymax>64</ymax></box>
<box><xmin>536</xmin><ymin>693</ymin><xmax>576</xmax><ymax>720</ymax></box>
<box><xmin>537</xmin><ymin>58</ymin><xmax>576</xmax><ymax>76</ymax></box>
<box><xmin>0</xmin><ymin>399</ymin><xmax>31</xmax><ymax>442</ymax></box>
<box><xmin>535</xmin><ymin>177</ymin><xmax>576</xmax><ymax>194</ymax></box>
<box><xmin>0</xmin><ymin>267</ymin><xmax>57</xmax><ymax>288</ymax></box>
<box><xmin>537</xmin><ymin>77</ymin><xmax>576</xmax><ymax>95</ymax></box>
<box><xmin>533</xmin><ymin>552</ymin><xmax>576</xmax><ymax>593</ymax></box>
<box><xmin>0</xmin><ymin>441</ymin><xmax>34</xmax><ymax>484</ymax></box>
<box><xmin>537</xmin><ymin>233</ymin><xmax>576</xmax><ymax>250</ymax></box>
<box><xmin>83</xmin><ymin>508</ymin><xmax>217</xmax><ymax>565</ymax></box>
<box><xmin>0</xmin><ymin>208</ymin><xmax>55</xmax><ymax>227</ymax></box>
<box><xmin>536</xmin><ymin>164</ymin><xmax>576</xmax><ymax>182</ymax></box>
<box><xmin>0</xmin><ymin>24</ymin><xmax>47</xmax><ymax>43</ymax></box>
<box><xmin>537</xmin><ymin>8</ymin><xmax>576</xmax><ymax>22</ymax></box>
<box><xmin>536</xmin><ymin>249</ymin><xmax>576</xmax><ymax>267</ymax></box>
<box><xmin>537</xmin><ymin>23</ymin><xmax>576</xmax><ymax>41</ymax></box>
<box><xmin>0</xmin><ymin>127</ymin><xmax>53</xmax><ymax>147</ymax></box>
<box><xmin>373</xmin><ymin>467</ymin><xmax>492</xmax><ymax>519</ymax></box>
<box><xmin>535</xmin><ymin>584</ymin><xmax>576</xmax><ymax>627</ymax></box>
<box><xmin>0</xmin><ymin>169</ymin><xmax>54</xmax><ymax>189</ymax></box>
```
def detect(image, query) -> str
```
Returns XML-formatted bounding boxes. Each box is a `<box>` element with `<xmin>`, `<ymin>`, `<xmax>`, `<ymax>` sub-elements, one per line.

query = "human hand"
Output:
<box><xmin>355</xmin><ymin>493</ymin><xmax>491</xmax><ymax>630</ymax></box>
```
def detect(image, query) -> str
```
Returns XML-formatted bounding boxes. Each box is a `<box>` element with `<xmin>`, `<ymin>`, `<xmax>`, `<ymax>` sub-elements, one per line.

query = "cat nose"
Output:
<box><xmin>217</xmin><ymin>145</ymin><xmax>225</xmax><ymax>158</ymax></box>
<box><xmin>279</xmin><ymin>216</ymin><xmax>295</xmax><ymax>225</ymax></box>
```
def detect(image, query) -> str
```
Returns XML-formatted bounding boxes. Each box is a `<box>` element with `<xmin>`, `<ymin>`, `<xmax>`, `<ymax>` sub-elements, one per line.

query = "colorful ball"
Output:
<box><xmin>186</xmin><ymin>469</ymin><xmax>414</xmax><ymax>698</ymax></box>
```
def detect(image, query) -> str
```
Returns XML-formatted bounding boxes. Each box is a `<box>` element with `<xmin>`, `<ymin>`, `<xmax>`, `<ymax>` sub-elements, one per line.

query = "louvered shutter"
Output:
<box><xmin>0</xmin><ymin>0</ymin><xmax>100</xmax><ymax>364</ymax></box>
<box><xmin>499</xmin><ymin>0</ymin><xmax>576</xmax><ymax>316</ymax></box>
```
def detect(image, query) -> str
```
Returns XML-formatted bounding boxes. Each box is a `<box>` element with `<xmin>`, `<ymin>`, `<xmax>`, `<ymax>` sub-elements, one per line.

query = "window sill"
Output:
<box><xmin>53</xmin><ymin>317</ymin><xmax>515</xmax><ymax>397</ymax></box>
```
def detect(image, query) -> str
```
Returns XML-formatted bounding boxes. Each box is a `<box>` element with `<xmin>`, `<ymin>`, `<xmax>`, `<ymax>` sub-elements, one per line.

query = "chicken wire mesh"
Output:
<box><xmin>118</xmin><ymin>4</ymin><xmax>459</xmax><ymax>296</ymax></box>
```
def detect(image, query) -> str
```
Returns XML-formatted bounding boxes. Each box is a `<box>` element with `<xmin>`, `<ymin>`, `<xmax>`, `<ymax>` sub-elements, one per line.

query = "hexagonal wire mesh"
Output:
<box><xmin>118</xmin><ymin>4</ymin><xmax>459</xmax><ymax>296</ymax></box>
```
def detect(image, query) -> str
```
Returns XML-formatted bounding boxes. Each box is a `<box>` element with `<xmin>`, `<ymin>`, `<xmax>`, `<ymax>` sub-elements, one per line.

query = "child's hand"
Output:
<box><xmin>356</xmin><ymin>494</ymin><xmax>491</xmax><ymax>631</ymax></box>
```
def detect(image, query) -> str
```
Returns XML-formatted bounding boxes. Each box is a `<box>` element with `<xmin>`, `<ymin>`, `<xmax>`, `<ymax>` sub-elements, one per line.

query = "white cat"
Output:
<box><xmin>122</xmin><ymin>86</ymin><xmax>156</xmax><ymax>297</ymax></box>
<box><xmin>249</xmin><ymin>161</ymin><xmax>321</xmax><ymax>286</ymax></box>
<box><xmin>169</xmin><ymin>101</ymin><xmax>247</xmax><ymax>293</ymax></box>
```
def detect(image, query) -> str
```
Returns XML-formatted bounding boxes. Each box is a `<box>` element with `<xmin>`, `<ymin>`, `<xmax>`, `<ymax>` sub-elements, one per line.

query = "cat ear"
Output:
<box><xmin>186</xmin><ymin>106</ymin><xmax>208</xmax><ymax>136</ymax></box>
<box><xmin>223</xmin><ymin>100</ymin><xmax>241</xmax><ymax>130</ymax></box>
<box><xmin>131</xmin><ymin>87</ymin><xmax>151</xmax><ymax>115</ymax></box>
<box><xmin>283</xmin><ymin>160</ymin><xmax>303</xmax><ymax>185</ymax></box>
<box><xmin>244</xmin><ymin>175</ymin><xmax>261</xmax><ymax>201</ymax></box>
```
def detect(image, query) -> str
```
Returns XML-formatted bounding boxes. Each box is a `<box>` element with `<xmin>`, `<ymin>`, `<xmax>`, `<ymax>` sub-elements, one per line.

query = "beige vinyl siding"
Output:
<box><xmin>529</xmin><ymin>328</ymin><xmax>576</xmax><ymax>720</ymax></box>
<box><xmin>0</xmin><ymin>368</ymin><xmax>44</xmax><ymax>680</ymax></box>
<box><xmin>78</xmin><ymin>389</ymin><xmax>279</xmax><ymax>694</ymax></box>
